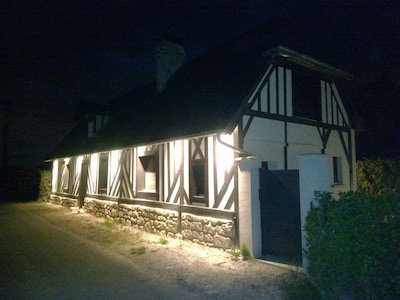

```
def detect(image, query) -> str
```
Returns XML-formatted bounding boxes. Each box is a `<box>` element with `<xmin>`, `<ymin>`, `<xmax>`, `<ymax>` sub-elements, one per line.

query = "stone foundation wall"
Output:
<box><xmin>50</xmin><ymin>194</ymin><xmax>78</xmax><ymax>207</ymax></box>
<box><xmin>181</xmin><ymin>213</ymin><xmax>234</xmax><ymax>249</ymax></box>
<box><xmin>84</xmin><ymin>199</ymin><xmax>234</xmax><ymax>249</ymax></box>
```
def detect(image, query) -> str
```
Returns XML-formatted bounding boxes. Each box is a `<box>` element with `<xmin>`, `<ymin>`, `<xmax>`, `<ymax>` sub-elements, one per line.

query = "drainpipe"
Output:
<box><xmin>216</xmin><ymin>133</ymin><xmax>254</xmax><ymax>159</ymax></box>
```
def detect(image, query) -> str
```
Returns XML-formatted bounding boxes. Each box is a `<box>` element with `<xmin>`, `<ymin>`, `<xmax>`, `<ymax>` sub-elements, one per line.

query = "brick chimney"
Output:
<box><xmin>155</xmin><ymin>34</ymin><xmax>185</xmax><ymax>93</ymax></box>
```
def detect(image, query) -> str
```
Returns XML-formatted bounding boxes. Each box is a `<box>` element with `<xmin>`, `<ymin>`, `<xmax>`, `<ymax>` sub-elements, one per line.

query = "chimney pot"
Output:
<box><xmin>155</xmin><ymin>35</ymin><xmax>185</xmax><ymax>93</ymax></box>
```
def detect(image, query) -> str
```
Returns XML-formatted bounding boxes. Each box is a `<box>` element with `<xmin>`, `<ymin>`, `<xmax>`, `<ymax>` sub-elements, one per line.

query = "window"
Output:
<box><xmin>333</xmin><ymin>156</ymin><xmax>343</xmax><ymax>185</ymax></box>
<box><xmin>88</xmin><ymin>114</ymin><xmax>109</xmax><ymax>138</ymax></box>
<box><xmin>98</xmin><ymin>153</ymin><xmax>108</xmax><ymax>194</ymax></box>
<box><xmin>88</xmin><ymin>120</ymin><xmax>94</xmax><ymax>138</ymax></box>
<box><xmin>61</xmin><ymin>161</ymin><xmax>70</xmax><ymax>193</ymax></box>
<box><xmin>190</xmin><ymin>161</ymin><xmax>206</xmax><ymax>202</ymax></box>
<box><xmin>189</xmin><ymin>138</ymin><xmax>207</xmax><ymax>205</ymax></box>
<box><xmin>136</xmin><ymin>146</ymin><xmax>159</xmax><ymax>199</ymax></box>
<box><xmin>139</xmin><ymin>155</ymin><xmax>157</xmax><ymax>192</ymax></box>
<box><xmin>292</xmin><ymin>70</ymin><xmax>321</xmax><ymax>121</ymax></box>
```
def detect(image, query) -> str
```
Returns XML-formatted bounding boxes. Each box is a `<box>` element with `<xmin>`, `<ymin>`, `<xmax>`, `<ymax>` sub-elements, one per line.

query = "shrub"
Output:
<box><xmin>305</xmin><ymin>191</ymin><xmax>400</xmax><ymax>299</ymax></box>
<box><xmin>357</xmin><ymin>158</ymin><xmax>400</xmax><ymax>197</ymax></box>
<box><xmin>279</xmin><ymin>270</ymin><xmax>321</xmax><ymax>300</ymax></box>
<box><xmin>38</xmin><ymin>169</ymin><xmax>51</xmax><ymax>202</ymax></box>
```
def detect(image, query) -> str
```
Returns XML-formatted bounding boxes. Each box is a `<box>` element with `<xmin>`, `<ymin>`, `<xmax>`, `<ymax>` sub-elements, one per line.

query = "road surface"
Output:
<box><xmin>0</xmin><ymin>203</ymin><xmax>198</xmax><ymax>300</ymax></box>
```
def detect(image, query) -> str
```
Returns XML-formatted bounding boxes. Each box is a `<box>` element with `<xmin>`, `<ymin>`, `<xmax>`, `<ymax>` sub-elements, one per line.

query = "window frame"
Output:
<box><xmin>98</xmin><ymin>152</ymin><xmax>109</xmax><ymax>195</ymax></box>
<box><xmin>332</xmin><ymin>156</ymin><xmax>343</xmax><ymax>185</ymax></box>
<box><xmin>189</xmin><ymin>138</ymin><xmax>208</xmax><ymax>206</ymax></box>
<box><xmin>61</xmin><ymin>161</ymin><xmax>70</xmax><ymax>193</ymax></box>
<box><xmin>189</xmin><ymin>158</ymin><xmax>208</xmax><ymax>205</ymax></box>
<box><xmin>136</xmin><ymin>146</ymin><xmax>159</xmax><ymax>200</ymax></box>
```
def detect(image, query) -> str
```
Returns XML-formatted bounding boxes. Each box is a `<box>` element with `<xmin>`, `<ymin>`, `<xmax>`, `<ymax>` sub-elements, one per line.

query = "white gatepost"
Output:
<box><xmin>238</xmin><ymin>159</ymin><xmax>262</xmax><ymax>258</ymax></box>
<box><xmin>298</xmin><ymin>154</ymin><xmax>330</xmax><ymax>270</ymax></box>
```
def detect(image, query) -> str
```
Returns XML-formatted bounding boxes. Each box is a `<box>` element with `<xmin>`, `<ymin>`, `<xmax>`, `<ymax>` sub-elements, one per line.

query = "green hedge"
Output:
<box><xmin>305</xmin><ymin>191</ymin><xmax>400</xmax><ymax>299</ymax></box>
<box><xmin>357</xmin><ymin>158</ymin><xmax>400</xmax><ymax>197</ymax></box>
<box><xmin>38</xmin><ymin>169</ymin><xmax>51</xmax><ymax>202</ymax></box>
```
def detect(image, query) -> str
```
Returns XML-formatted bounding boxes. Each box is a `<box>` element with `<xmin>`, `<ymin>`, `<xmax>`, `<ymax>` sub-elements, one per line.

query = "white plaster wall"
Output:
<box><xmin>244</xmin><ymin>117</ymin><xmax>285</xmax><ymax>144</ymax></box>
<box><xmin>244</xmin><ymin>118</ymin><xmax>327</xmax><ymax>170</ymax></box>
<box><xmin>109</xmin><ymin>150</ymin><xmax>120</xmax><ymax>181</ymax></box>
<box><xmin>287</xmin><ymin>123</ymin><xmax>320</xmax><ymax>146</ymax></box>
<box><xmin>183</xmin><ymin>139</ymin><xmax>189</xmax><ymax>203</ymax></box>
<box><xmin>244</xmin><ymin>141</ymin><xmax>283</xmax><ymax>169</ymax></box>
<box><xmin>238</xmin><ymin>159</ymin><xmax>262</xmax><ymax>258</ymax></box>
<box><xmin>207</xmin><ymin>136</ymin><xmax>215</xmax><ymax>207</ymax></box>
<box><xmin>244</xmin><ymin>115</ymin><xmax>355</xmax><ymax>193</ymax></box>
<box><xmin>244</xmin><ymin>118</ymin><xmax>285</xmax><ymax>168</ymax></box>
<box><xmin>51</xmin><ymin>160</ymin><xmax>59</xmax><ymax>193</ymax></box>
<box><xmin>88</xmin><ymin>153</ymin><xmax>99</xmax><ymax>194</ymax></box>
<box><xmin>286</xmin><ymin>144</ymin><xmax>322</xmax><ymax>169</ymax></box>
<box><xmin>298</xmin><ymin>154</ymin><xmax>330</xmax><ymax>270</ymax></box>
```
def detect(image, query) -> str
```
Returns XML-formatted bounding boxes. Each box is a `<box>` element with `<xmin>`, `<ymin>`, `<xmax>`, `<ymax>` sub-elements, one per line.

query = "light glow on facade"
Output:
<box><xmin>215</xmin><ymin>133</ymin><xmax>235</xmax><ymax>191</ymax></box>
<box><xmin>52</xmin><ymin>159</ymin><xmax>59</xmax><ymax>192</ymax></box>
<box><xmin>109</xmin><ymin>150</ymin><xmax>120</xmax><ymax>183</ymax></box>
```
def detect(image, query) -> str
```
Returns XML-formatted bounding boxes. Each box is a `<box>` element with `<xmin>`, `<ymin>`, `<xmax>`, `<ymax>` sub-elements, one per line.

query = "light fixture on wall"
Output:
<box><xmin>234</xmin><ymin>154</ymin><xmax>256</xmax><ymax>161</ymax></box>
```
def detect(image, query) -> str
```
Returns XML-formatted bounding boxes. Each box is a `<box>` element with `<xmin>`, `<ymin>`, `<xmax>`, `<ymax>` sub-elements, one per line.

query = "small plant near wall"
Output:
<box><xmin>230</xmin><ymin>246</ymin><xmax>240</xmax><ymax>260</ymax></box>
<box><xmin>131</xmin><ymin>246</ymin><xmax>146</xmax><ymax>255</ymax></box>
<box><xmin>157</xmin><ymin>237</ymin><xmax>168</xmax><ymax>245</ymax></box>
<box><xmin>102</xmin><ymin>219</ymin><xmax>115</xmax><ymax>229</ymax></box>
<box><xmin>240</xmin><ymin>242</ymin><xmax>251</xmax><ymax>260</ymax></box>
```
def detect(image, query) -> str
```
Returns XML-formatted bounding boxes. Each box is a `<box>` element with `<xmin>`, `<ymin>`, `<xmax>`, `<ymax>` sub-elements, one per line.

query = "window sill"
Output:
<box><xmin>140</xmin><ymin>189</ymin><xmax>156</xmax><ymax>193</ymax></box>
<box><xmin>137</xmin><ymin>191</ymin><xmax>158</xmax><ymax>200</ymax></box>
<box><xmin>191</xmin><ymin>201</ymin><xmax>207</xmax><ymax>207</ymax></box>
<box><xmin>331</xmin><ymin>183</ymin><xmax>344</xmax><ymax>187</ymax></box>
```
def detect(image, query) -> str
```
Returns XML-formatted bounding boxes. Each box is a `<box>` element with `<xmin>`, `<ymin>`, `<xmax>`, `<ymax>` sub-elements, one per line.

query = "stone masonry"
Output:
<box><xmin>50</xmin><ymin>195</ymin><xmax>78</xmax><ymax>208</ymax></box>
<box><xmin>83</xmin><ymin>199</ymin><xmax>234</xmax><ymax>249</ymax></box>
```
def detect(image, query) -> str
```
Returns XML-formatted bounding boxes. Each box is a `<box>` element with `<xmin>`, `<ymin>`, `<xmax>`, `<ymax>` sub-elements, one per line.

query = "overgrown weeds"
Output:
<box><xmin>102</xmin><ymin>219</ymin><xmax>116</xmax><ymax>229</ymax></box>
<box><xmin>230</xmin><ymin>246</ymin><xmax>240</xmax><ymax>260</ymax></box>
<box><xmin>240</xmin><ymin>242</ymin><xmax>251</xmax><ymax>260</ymax></box>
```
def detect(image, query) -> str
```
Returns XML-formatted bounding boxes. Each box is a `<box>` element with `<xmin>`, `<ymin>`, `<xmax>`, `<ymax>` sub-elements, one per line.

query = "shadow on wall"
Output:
<box><xmin>0</xmin><ymin>166</ymin><xmax>41</xmax><ymax>203</ymax></box>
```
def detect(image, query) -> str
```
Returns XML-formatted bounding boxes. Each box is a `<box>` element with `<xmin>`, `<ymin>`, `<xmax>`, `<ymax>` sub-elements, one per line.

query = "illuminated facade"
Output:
<box><xmin>48</xmin><ymin>30</ymin><xmax>357</xmax><ymax>262</ymax></box>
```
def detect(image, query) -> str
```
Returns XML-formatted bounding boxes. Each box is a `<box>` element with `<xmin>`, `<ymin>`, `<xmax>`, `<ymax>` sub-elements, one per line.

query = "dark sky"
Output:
<box><xmin>1</xmin><ymin>0</ymin><xmax>399</xmax><ymax>167</ymax></box>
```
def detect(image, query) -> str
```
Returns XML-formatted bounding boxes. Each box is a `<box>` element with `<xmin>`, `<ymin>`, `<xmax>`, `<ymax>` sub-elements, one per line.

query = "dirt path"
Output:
<box><xmin>1</xmin><ymin>203</ymin><xmax>196</xmax><ymax>299</ymax></box>
<box><xmin>21</xmin><ymin>202</ymin><xmax>289</xmax><ymax>299</ymax></box>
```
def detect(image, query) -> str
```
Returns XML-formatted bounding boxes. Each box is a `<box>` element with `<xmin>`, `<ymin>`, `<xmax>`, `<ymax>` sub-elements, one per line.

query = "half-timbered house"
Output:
<box><xmin>48</xmin><ymin>24</ymin><xmax>357</xmax><ymax>265</ymax></box>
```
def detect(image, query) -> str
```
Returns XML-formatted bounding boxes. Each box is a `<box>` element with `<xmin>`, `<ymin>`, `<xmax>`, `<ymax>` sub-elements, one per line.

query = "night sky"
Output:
<box><xmin>1</xmin><ymin>1</ymin><xmax>399</xmax><ymax>168</ymax></box>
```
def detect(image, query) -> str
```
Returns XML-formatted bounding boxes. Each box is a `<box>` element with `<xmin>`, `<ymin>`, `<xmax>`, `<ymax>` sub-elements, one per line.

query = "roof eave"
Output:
<box><xmin>264</xmin><ymin>45</ymin><xmax>354</xmax><ymax>81</ymax></box>
<box><xmin>45</xmin><ymin>129</ymin><xmax>229</xmax><ymax>161</ymax></box>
